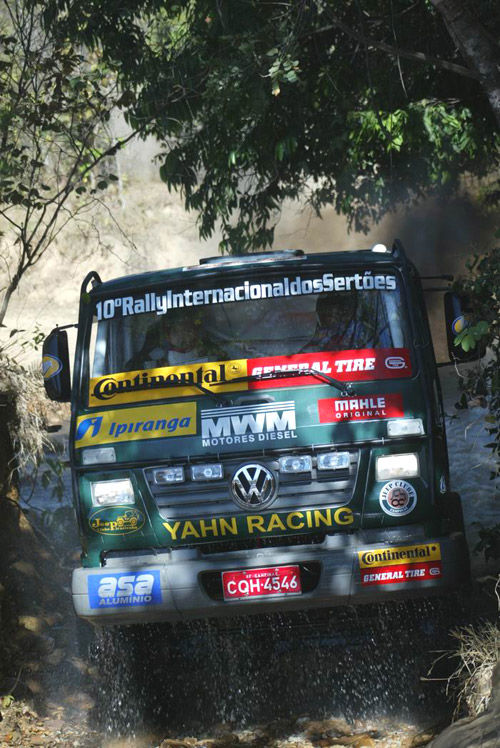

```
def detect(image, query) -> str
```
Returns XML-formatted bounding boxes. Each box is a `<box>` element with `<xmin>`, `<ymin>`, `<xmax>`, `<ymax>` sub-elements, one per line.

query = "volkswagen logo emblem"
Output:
<box><xmin>231</xmin><ymin>463</ymin><xmax>277</xmax><ymax>510</ymax></box>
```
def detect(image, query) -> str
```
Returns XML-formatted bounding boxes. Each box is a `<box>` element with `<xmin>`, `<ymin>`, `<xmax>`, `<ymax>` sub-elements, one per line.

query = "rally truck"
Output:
<box><xmin>42</xmin><ymin>240</ymin><xmax>476</xmax><ymax>625</ymax></box>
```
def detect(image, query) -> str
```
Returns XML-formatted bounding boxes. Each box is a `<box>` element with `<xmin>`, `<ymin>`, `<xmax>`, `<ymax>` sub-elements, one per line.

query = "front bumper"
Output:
<box><xmin>72</xmin><ymin>526</ymin><xmax>470</xmax><ymax>626</ymax></box>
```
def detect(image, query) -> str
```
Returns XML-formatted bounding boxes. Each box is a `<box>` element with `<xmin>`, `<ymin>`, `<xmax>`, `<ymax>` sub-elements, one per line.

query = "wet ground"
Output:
<box><xmin>1</xmin><ymin>368</ymin><xmax>498</xmax><ymax>747</ymax></box>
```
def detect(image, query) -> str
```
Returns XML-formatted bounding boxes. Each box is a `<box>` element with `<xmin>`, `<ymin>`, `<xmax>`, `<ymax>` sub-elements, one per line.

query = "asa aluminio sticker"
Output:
<box><xmin>87</xmin><ymin>570</ymin><xmax>161</xmax><ymax>608</ymax></box>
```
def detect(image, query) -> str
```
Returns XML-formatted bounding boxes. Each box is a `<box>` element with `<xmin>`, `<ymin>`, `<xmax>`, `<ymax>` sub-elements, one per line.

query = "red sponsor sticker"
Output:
<box><xmin>318</xmin><ymin>393</ymin><xmax>404</xmax><ymax>423</ymax></box>
<box><xmin>361</xmin><ymin>561</ymin><xmax>442</xmax><ymax>586</ymax></box>
<box><xmin>247</xmin><ymin>348</ymin><xmax>411</xmax><ymax>389</ymax></box>
<box><xmin>222</xmin><ymin>565</ymin><xmax>302</xmax><ymax>600</ymax></box>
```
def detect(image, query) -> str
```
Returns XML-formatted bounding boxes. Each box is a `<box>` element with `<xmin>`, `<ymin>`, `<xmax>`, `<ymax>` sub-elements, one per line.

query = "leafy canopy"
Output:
<box><xmin>45</xmin><ymin>0</ymin><xmax>499</xmax><ymax>251</ymax></box>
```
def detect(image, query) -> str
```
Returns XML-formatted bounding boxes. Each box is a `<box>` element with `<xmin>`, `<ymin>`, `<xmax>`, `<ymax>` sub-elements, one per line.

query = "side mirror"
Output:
<box><xmin>42</xmin><ymin>328</ymin><xmax>71</xmax><ymax>402</ymax></box>
<box><xmin>444</xmin><ymin>292</ymin><xmax>486</xmax><ymax>363</ymax></box>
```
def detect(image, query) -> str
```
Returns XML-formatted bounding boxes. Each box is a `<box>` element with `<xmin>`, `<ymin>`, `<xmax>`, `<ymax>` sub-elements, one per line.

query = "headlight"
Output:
<box><xmin>376</xmin><ymin>453</ymin><xmax>419</xmax><ymax>481</ymax></box>
<box><xmin>191</xmin><ymin>463</ymin><xmax>223</xmax><ymax>481</ymax></box>
<box><xmin>153</xmin><ymin>466</ymin><xmax>185</xmax><ymax>485</ymax></box>
<box><xmin>279</xmin><ymin>455</ymin><xmax>312</xmax><ymax>473</ymax></box>
<box><xmin>387</xmin><ymin>418</ymin><xmax>424</xmax><ymax>437</ymax></box>
<box><xmin>91</xmin><ymin>478</ymin><xmax>134</xmax><ymax>506</ymax></box>
<box><xmin>82</xmin><ymin>447</ymin><xmax>116</xmax><ymax>465</ymax></box>
<box><xmin>317</xmin><ymin>452</ymin><xmax>350</xmax><ymax>471</ymax></box>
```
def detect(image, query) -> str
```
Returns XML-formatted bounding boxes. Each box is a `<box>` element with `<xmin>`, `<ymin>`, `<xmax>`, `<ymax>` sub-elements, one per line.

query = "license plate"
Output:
<box><xmin>222</xmin><ymin>565</ymin><xmax>302</xmax><ymax>601</ymax></box>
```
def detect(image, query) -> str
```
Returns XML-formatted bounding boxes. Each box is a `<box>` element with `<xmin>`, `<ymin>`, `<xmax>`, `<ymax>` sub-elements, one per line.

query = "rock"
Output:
<box><xmin>429</xmin><ymin>661</ymin><xmax>500</xmax><ymax>748</ymax></box>
<box><xmin>304</xmin><ymin>719</ymin><xmax>352</xmax><ymax>738</ymax></box>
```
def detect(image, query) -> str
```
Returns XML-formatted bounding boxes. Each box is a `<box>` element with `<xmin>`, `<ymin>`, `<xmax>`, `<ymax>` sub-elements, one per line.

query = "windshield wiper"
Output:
<box><xmin>230</xmin><ymin>369</ymin><xmax>355</xmax><ymax>396</ymax></box>
<box><xmin>111</xmin><ymin>377</ymin><xmax>232</xmax><ymax>406</ymax></box>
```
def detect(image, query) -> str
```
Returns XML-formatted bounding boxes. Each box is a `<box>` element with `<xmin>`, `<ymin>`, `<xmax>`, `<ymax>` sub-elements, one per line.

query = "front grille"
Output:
<box><xmin>200</xmin><ymin>561</ymin><xmax>322</xmax><ymax>601</ymax></box>
<box><xmin>144</xmin><ymin>451</ymin><xmax>358</xmax><ymax>522</ymax></box>
<box><xmin>191</xmin><ymin>532</ymin><xmax>326</xmax><ymax>556</ymax></box>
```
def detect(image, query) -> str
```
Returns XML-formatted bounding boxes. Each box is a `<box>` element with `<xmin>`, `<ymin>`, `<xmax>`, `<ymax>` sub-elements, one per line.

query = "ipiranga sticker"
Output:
<box><xmin>75</xmin><ymin>402</ymin><xmax>196</xmax><ymax>447</ymax></box>
<box><xmin>358</xmin><ymin>543</ymin><xmax>441</xmax><ymax>569</ymax></box>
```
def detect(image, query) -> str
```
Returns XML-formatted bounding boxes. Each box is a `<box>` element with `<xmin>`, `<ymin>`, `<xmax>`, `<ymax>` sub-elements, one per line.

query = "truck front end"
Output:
<box><xmin>44</xmin><ymin>245</ymin><xmax>469</xmax><ymax>625</ymax></box>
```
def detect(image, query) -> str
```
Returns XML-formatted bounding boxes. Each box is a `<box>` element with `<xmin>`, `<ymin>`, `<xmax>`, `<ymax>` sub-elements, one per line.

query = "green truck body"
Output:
<box><xmin>42</xmin><ymin>242</ymin><xmax>471</xmax><ymax>624</ymax></box>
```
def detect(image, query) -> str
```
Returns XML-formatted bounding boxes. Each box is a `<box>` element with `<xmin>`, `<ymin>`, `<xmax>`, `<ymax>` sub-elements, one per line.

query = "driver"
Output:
<box><xmin>302</xmin><ymin>292</ymin><xmax>362</xmax><ymax>351</ymax></box>
<box><xmin>127</xmin><ymin>311</ymin><xmax>222</xmax><ymax>370</ymax></box>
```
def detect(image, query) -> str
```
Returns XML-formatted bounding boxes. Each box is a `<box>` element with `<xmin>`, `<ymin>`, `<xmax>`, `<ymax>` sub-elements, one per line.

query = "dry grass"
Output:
<box><xmin>0</xmin><ymin>352</ymin><xmax>50</xmax><ymax>472</ymax></box>
<box><xmin>445</xmin><ymin>620</ymin><xmax>500</xmax><ymax>718</ymax></box>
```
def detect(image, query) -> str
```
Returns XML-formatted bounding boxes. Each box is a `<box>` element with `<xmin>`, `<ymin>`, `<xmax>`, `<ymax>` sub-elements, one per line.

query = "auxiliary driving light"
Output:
<box><xmin>376</xmin><ymin>453</ymin><xmax>419</xmax><ymax>481</ymax></box>
<box><xmin>153</xmin><ymin>466</ymin><xmax>185</xmax><ymax>484</ymax></box>
<box><xmin>387</xmin><ymin>418</ymin><xmax>424</xmax><ymax>437</ymax></box>
<box><xmin>279</xmin><ymin>455</ymin><xmax>312</xmax><ymax>473</ymax></box>
<box><xmin>191</xmin><ymin>463</ymin><xmax>223</xmax><ymax>481</ymax></box>
<box><xmin>317</xmin><ymin>452</ymin><xmax>350</xmax><ymax>471</ymax></box>
<box><xmin>90</xmin><ymin>478</ymin><xmax>134</xmax><ymax>506</ymax></box>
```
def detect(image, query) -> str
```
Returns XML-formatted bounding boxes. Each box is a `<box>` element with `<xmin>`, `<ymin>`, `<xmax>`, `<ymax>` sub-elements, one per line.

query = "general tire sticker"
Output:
<box><xmin>379</xmin><ymin>479</ymin><xmax>417</xmax><ymax>516</ymax></box>
<box><xmin>361</xmin><ymin>561</ymin><xmax>442</xmax><ymax>586</ymax></box>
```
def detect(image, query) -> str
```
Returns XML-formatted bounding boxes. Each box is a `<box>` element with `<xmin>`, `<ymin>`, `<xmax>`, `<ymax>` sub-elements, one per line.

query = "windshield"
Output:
<box><xmin>87</xmin><ymin>269</ymin><xmax>411</xmax><ymax>404</ymax></box>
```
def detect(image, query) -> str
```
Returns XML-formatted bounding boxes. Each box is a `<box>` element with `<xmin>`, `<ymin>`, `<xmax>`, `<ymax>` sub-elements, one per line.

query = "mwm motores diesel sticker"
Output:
<box><xmin>162</xmin><ymin>506</ymin><xmax>355</xmax><ymax>544</ymax></box>
<box><xmin>88</xmin><ymin>570</ymin><xmax>161</xmax><ymax>608</ymax></box>
<box><xmin>95</xmin><ymin>273</ymin><xmax>398</xmax><ymax>320</ymax></box>
<box><xmin>201</xmin><ymin>401</ymin><xmax>296</xmax><ymax>447</ymax></box>
<box><xmin>75</xmin><ymin>402</ymin><xmax>196</xmax><ymax>448</ymax></box>
<box><xmin>89</xmin><ymin>349</ymin><xmax>411</xmax><ymax>406</ymax></box>
<box><xmin>318</xmin><ymin>393</ymin><xmax>404</xmax><ymax>423</ymax></box>
<box><xmin>89</xmin><ymin>506</ymin><xmax>145</xmax><ymax>535</ymax></box>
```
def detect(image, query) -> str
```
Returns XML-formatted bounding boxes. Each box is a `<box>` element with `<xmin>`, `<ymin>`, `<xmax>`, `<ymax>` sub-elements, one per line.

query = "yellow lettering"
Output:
<box><xmin>181</xmin><ymin>521</ymin><xmax>200</xmax><ymax>539</ymax></box>
<box><xmin>247</xmin><ymin>515</ymin><xmax>265</xmax><ymax>533</ymax></box>
<box><xmin>163</xmin><ymin>521</ymin><xmax>181</xmax><ymax>540</ymax></box>
<box><xmin>109</xmin><ymin>522</ymin><xmax>118</xmax><ymax>531</ymax></box>
<box><xmin>266</xmin><ymin>514</ymin><xmax>286</xmax><ymax>532</ymax></box>
<box><xmin>306</xmin><ymin>510</ymin><xmax>313</xmax><ymax>528</ymax></box>
<box><xmin>334</xmin><ymin>507</ymin><xmax>354</xmax><ymax>526</ymax></box>
<box><xmin>199</xmin><ymin>518</ymin><xmax>219</xmax><ymax>538</ymax></box>
<box><xmin>220</xmin><ymin>517</ymin><xmax>238</xmax><ymax>536</ymax></box>
<box><xmin>286</xmin><ymin>511</ymin><xmax>305</xmax><ymax>530</ymax></box>
<box><xmin>314</xmin><ymin>509</ymin><xmax>332</xmax><ymax>528</ymax></box>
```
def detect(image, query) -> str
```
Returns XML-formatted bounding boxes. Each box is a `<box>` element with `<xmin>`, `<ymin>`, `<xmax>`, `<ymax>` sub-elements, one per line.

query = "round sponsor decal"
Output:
<box><xmin>379</xmin><ymin>480</ymin><xmax>417</xmax><ymax>517</ymax></box>
<box><xmin>42</xmin><ymin>354</ymin><xmax>62</xmax><ymax>380</ymax></box>
<box><xmin>89</xmin><ymin>506</ymin><xmax>145</xmax><ymax>535</ymax></box>
<box><xmin>451</xmin><ymin>315</ymin><xmax>467</xmax><ymax>335</ymax></box>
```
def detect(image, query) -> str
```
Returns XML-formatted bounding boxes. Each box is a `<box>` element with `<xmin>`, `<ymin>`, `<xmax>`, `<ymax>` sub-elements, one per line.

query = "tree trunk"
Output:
<box><xmin>431</xmin><ymin>0</ymin><xmax>500</xmax><ymax>128</ymax></box>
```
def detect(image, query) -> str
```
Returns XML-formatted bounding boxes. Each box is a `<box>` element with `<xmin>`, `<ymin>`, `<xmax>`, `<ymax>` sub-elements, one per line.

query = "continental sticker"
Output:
<box><xmin>358</xmin><ymin>543</ymin><xmax>441</xmax><ymax>568</ymax></box>
<box><xmin>318</xmin><ymin>393</ymin><xmax>404</xmax><ymax>423</ymax></box>
<box><xmin>89</xmin><ymin>506</ymin><xmax>145</xmax><ymax>535</ymax></box>
<box><xmin>162</xmin><ymin>506</ymin><xmax>355</xmax><ymax>544</ymax></box>
<box><xmin>89</xmin><ymin>360</ymin><xmax>247</xmax><ymax>407</ymax></box>
<box><xmin>75</xmin><ymin>402</ymin><xmax>196</xmax><ymax>448</ymax></box>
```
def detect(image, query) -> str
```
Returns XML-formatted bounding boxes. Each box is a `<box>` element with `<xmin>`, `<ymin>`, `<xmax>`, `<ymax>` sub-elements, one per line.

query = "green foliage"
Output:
<box><xmin>43</xmin><ymin>0</ymin><xmax>499</xmax><ymax>251</ymax></box>
<box><xmin>454</xmin><ymin>321</ymin><xmax>489</xmax><ymax>352</ymax></box>
<box><xmin>455</xmin><ymin>246</ymin><xmax>500</xmax><ymax>558</ymax></box>
<box><xmin>0</xmin><ymin>0</ymin><xmax>132</xmax><ymax>326</ymax></box>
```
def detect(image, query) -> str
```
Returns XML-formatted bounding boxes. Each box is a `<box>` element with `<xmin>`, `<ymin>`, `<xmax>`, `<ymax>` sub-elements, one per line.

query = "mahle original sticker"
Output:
<box><xmin>75</xmin><ymin>402</ymin><xmax>196</xmax><ymax>448</ymax></box>
<box><xmin>89</xmin><ymin>506</ymin><xmax>145</xmax><ymax>535</ymax></box>
<box><xmin>379</xmin><ymin>479</ymin><xmax>417</xmax><ymax>517</ymax></box>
